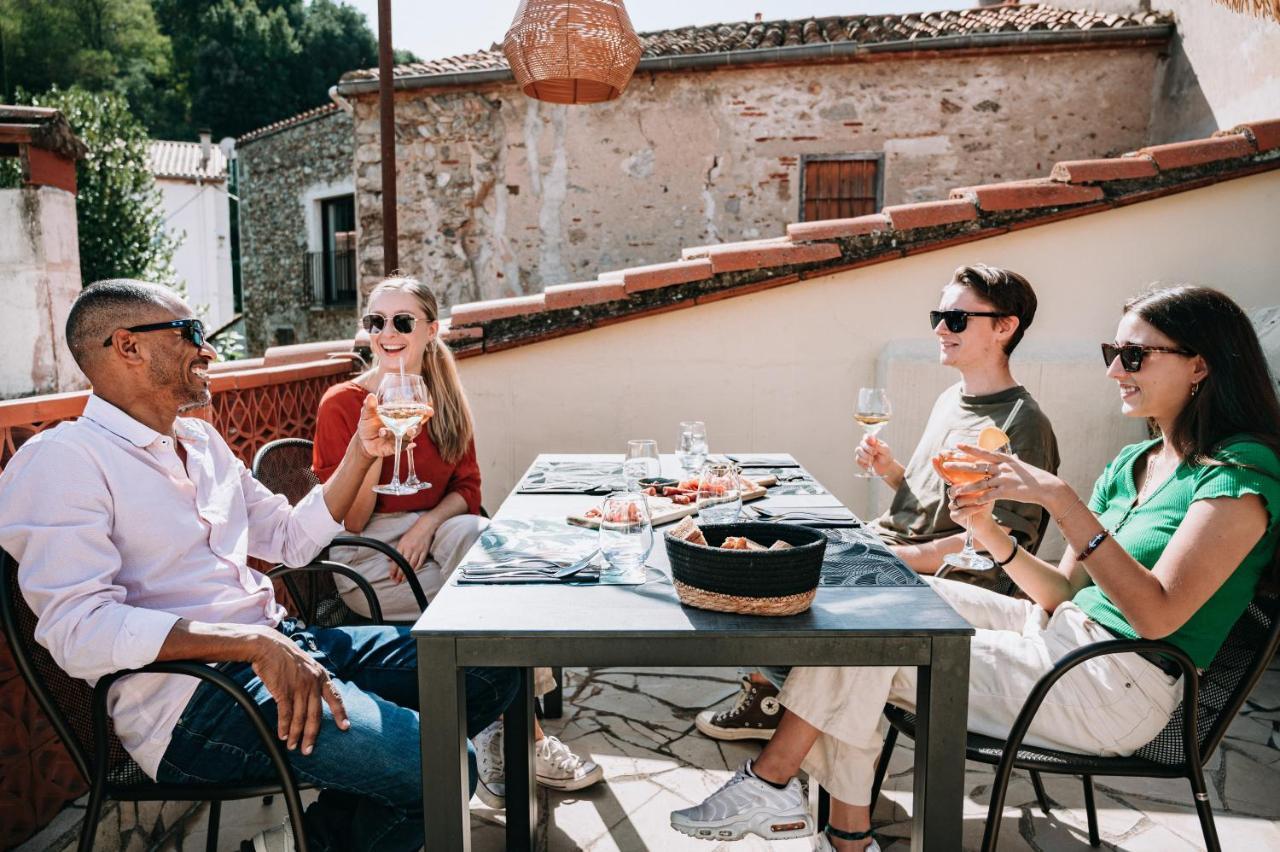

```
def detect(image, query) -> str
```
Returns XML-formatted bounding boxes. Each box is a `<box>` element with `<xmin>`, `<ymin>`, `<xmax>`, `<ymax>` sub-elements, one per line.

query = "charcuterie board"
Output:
<box><xmin>567</xmin><ymin>475</ymin><xmax>775</xmax><ymax>529</ymax></box>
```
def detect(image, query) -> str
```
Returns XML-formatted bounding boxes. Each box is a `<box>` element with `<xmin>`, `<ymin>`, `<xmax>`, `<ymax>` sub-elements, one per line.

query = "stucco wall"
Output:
<box><xmin>238</xmin><ymin>109</ymin><xmax>358</xmax><ymax>355</ymax></box>
<box><xmin>0</xmin><ymin>187</ymin><xmax>84</xmax><ymax>398</ymax></box>
<box><xmin>455</xmin><ymin>170</ymin><xmax>1280</xmax><ymax>528</ymax></box>
<box><xmin>158</xmin><ymin>179</ymin><xmax>235</xmax><ymax>330</ymax></box>
<box><xmin>354</xmin><ymin>46</ymin><xmax>1165</xmax><ymax>309</ymax></box>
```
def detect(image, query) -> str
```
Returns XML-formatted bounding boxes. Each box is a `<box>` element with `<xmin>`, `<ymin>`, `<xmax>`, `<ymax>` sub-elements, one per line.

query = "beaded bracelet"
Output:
<box><xmin>1077</xmin><ymin>529</ymin><xmax>1111</xmax><ymax>562</ymax></box>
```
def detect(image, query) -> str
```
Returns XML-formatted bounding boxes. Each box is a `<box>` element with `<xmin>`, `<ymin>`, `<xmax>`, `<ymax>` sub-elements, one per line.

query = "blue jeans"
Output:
<box><xmin>157</xmin><ymin>619</ymin><xmax>518</xmax><ymax>852</ymax></box>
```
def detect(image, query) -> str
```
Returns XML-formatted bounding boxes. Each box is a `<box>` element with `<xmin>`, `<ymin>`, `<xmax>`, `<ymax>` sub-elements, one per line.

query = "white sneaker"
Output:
<box><xmin>814</xmin><ymin>828</ymin><xmax>881</xmax><ymax>851</ymax></box>
<box><xmin>536</xmin><ymin>735</ymin><xmax>603</xmax><ymax>791</ymax></box>
<box><xmin>240</xmin><ymin>823</ymin><xmax>294</xmax><ymax>852</ymax></box>
<box><xmin>670</xmin><ymin>761</ymin><xmax>814</xmax><ymax>842</ymax></box>
<box><xmin>473</xmin><ymin>720</ymin><xmax>506</xmax><ymax>809</ymax></box>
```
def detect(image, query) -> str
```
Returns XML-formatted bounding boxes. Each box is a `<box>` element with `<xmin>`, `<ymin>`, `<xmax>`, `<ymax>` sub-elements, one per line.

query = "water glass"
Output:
<box><xmin>598</xmin><ymin>492</ymin><xmax>653</xmax><ymax>582</ymax></box>
<box><xmin>623</xmin><ymin>439</ymin><xmax>660</xmax><ymax>491</ymax></box>
<box><xmin>676</xmin><ymin>421</ymin><xmax>708</xmax><ymax>472</ymax></box>
<box><xmin>697</xmin><ymin>461</ymin><xmax>743</xmax><ymax>524</ymax></box>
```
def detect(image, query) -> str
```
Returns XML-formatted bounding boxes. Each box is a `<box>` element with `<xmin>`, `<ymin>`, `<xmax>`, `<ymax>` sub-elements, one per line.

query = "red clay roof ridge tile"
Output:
<box><xmin>787</xmin><ymin>214</ymin><xmax>891</xmax><ymax>241</ymax></box>
<box><xmin>884</xmin><ymin>199</ymin><xmax>978</xmax><ymax>231</ymax></box>
<box><xmin>950</xmin><ymin>178</ymin><xmax>1104</xmax><ymax>211</ymax></box>
<box><xmin>449</xmin><ymin>293</ymin><xmax>545</xmax><ymax>326</ymax></box>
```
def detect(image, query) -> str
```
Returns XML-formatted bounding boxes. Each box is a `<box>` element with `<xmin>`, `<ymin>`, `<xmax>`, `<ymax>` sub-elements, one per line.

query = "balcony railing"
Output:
<box><xmin>304</xmin><ymin>248</ymin><xmax>358</xmax><ymax>308</ymax></box>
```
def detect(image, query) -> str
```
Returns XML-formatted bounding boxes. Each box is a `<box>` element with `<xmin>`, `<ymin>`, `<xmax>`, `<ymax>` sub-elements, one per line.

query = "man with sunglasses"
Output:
<box><xmin>0</xmin><ymin>279</ymin><xmax>519</xmax><ymax>852</ymax></box>
<box><xmin>696</xmin><ymin>264</ymin><xmax>1060</xmax><ymax>744</ymax></box>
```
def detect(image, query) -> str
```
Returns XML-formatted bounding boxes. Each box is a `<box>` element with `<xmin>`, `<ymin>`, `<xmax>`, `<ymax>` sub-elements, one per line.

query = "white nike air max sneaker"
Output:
<box><xmin>670</xmin><ymin>761</ymin><xmax>815</xmax><ymax>842</ymax></box>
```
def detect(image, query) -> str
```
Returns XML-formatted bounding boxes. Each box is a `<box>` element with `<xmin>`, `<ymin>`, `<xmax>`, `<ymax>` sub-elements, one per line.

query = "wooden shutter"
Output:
<box><xmin>802</xmin><ymin>158</ymin><xmax>879</xmax><ymax>221</ymax></box>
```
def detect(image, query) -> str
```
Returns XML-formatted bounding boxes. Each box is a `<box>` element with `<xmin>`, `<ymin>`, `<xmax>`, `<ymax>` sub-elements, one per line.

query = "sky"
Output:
<box><xmin>344</xmin><ymin>1</ymin><xmax>969</xmax><ymax>62</ymax></box>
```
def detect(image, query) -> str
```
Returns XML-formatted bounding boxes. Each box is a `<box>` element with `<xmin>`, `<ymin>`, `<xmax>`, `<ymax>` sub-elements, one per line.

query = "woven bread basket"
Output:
<box><xmin>665</xmin><ymin>523</ymin><xmax>826</xmax><ymax>616</ymax></box>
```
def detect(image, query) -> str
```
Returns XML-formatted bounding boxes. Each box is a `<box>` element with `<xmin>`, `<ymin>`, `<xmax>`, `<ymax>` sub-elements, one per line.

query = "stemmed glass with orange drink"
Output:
<box><xmin>933</xmin><ymin>426</ymin><xmax>1011</xmax><ymax>573</ymax></box>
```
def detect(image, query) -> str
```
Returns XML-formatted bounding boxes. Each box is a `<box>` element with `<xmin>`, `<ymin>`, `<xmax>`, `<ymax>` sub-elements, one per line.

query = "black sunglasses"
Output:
<box><xmin>103</xmin><ymin>318</ymin><xmax>206</xmax><ymax>348</ymax></box>
<box><xmin>361</xmin><ymin>313</ymin><xmax>422</xmax><ymax>335</ymax></box>
<box><xmin>1101</xmin><ymin>342</ymin><xmax>1195</xmax><ymax>372</ymax></box>
<box><xmin>929</xmin><ymin>310</ymin><xmax>1011</xmax><ymax>334</ymax></box>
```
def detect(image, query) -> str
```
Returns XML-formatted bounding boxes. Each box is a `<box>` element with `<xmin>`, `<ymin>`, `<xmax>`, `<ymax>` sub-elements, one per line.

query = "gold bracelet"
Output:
<box><xmin>1054</xmin><ymin>498</ymin><xmax>1090</xmax><ymax>526</ymax></box>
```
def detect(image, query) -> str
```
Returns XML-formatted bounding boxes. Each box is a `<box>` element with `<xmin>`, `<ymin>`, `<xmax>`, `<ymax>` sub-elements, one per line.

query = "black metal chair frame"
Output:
<box><xmin>825</xmin><ymin>593</ymin><xmax>1280</xmax><ymax>851</ymax></box>
<box><xmin>252</xmin><ymin>437</ymin><xmax>566</xmax><ymax>717</ymax></box>
<box><xmin>1</xmin><ymin>551</ymin><xmax>311</xmax><ymax>852</ymax></box>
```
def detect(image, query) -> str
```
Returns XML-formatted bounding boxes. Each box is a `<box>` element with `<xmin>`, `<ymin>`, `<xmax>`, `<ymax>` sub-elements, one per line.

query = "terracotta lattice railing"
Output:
<box><xmin>0</xmin><ymin>358</ymin><xmax>356</xmax><ymax>847</ymax></box>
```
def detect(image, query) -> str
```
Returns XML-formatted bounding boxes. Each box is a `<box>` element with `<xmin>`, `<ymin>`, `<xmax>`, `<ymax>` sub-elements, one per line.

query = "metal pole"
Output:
<box><xmin>377</xmin><ymin>0</ymin><xmax>398</xmax><ymax>274</ymax></box>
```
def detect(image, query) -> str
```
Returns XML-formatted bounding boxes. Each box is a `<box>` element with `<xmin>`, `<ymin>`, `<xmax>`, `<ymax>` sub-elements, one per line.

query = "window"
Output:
<box><xmin>305</xmin><ymin>195</ymin><xmax>357</xmax><ymax>307</ymax></box>
<box><xmin>799</xmin><ymin>154</ymin><xmax>883</xmax><ymax>221</ymax></box>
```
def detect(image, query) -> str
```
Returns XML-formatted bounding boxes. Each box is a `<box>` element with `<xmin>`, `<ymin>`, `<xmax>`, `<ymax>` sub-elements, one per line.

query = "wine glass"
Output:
<box><xmin>402</xmin><ymin>401</ymin><xmax>431</xmax><ymax>492</ymax></box>
<box><xmin>623</xmin><ymin>439</ymin><xmax>660</xmax><ymax>491</ymax></box>
<box><xmin>933</xmin><ymin>436</ymin><xmax>994</xmax><ymax>572</ymax></box>
<box><xmin>598</xmin><ymin>492</ymin><xmax>653</xmax><ymax>582</ymax></box>
<box><xmin>676</xmin><ymin>421</ymin><xmax>708</xmax><ymax>472</ymax></box>
<box><xmin>697</xmin><ymin>461</ymin><xmax>743</xmax><ymax>524</ymax></box>
<box><xmin>372</xmin><ymin>374</ymin><xmax>432</xmax><ymax>496</ymax></box>
<box><xmin>854</xmin><ymin>387</ymin><xmax>892</xmax><ymax>479</ymax></box>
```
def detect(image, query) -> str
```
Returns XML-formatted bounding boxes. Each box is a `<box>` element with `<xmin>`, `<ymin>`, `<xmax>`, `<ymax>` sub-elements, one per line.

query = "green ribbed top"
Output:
<box><xmin>1073</xmin><ymin>436</ymin><xmax>1280</xmax><ymax>668</ymax></box>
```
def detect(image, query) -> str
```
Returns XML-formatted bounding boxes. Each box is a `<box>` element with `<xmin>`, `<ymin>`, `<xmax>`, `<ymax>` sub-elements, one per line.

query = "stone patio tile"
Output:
<box><xmin>1222</xmin><ymin>749</ymin><xmax>1280</xmax><ymax>817</ymax></box>
<box><xmin>1139</xmin><ymin>803</ymin><xmax>1280</xmax><ymax>849</ymax></box>
<box><xmin>1108</xmin><ymin>822</ymin><xmax>1204</xmax><ymax>851</ymax></box>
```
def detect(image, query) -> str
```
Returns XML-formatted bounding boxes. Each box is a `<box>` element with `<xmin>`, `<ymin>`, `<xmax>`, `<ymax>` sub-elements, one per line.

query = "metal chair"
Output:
<box><xmin>847</xmin><ymin>592</ymin><xmax>1280</xmax><ymax>851</ymax></box>
<box><xmin>0</xmin><ymin>551</ymin><xmax>311</xmax><ymax>852</ymax></box>
<box><xmin>251</xmin><ymin>438</ymin><xmax>567</xmax><ymax>717</ymax></box>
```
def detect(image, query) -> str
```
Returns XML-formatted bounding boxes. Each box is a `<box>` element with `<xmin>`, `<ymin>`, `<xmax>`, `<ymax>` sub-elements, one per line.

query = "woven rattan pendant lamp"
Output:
<box><xmin>503</xmin><ymin>0</ymin><xmax>644</xmax><ymax>104</ymax></box>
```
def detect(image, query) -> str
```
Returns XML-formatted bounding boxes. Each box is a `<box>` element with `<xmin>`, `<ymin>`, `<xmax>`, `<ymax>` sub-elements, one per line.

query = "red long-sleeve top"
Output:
<box><xmin>312</xmin><ymin>381</ymin><xmax>482</xmax><ymax>515</ymax></box>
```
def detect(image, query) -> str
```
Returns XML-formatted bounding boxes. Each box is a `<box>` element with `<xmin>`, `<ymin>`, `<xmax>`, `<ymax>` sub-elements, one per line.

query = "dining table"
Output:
<box><xmin>413</xmin><ymin>453</ymin><xmax>973</xmax><ymax>851</ymax></box>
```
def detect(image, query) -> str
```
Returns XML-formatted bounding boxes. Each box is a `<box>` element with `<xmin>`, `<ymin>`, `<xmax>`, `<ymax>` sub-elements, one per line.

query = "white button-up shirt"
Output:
<box><xmin>0</xmin><ymin>395</ymin><xmax>343</xmax><ymax>778</ymax></box>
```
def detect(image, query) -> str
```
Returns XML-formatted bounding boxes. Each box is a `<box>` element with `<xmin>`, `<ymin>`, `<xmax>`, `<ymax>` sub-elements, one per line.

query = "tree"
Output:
<box><xmin>1</xmin><ymin>88</ymin><xmax>178</xmax><ymax>288</ymax></box>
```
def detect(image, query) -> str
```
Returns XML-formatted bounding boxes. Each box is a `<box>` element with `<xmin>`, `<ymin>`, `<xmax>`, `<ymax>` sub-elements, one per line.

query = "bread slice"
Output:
<box><xmin>768</xmin><ymin>540</ymin><xmax>793</xmax><ymax>550</ymax></box>
<box><xmin>671</xmin><ymin>516</ymin><xmax>708</xmax><ymax>546</ymax></box>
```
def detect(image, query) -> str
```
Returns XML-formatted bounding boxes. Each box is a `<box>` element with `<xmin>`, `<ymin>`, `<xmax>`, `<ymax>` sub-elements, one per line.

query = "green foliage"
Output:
<box><xmin>12</xmin><ymin>87</ymin><xmax>178</xmax><ymax>287</ymax></box>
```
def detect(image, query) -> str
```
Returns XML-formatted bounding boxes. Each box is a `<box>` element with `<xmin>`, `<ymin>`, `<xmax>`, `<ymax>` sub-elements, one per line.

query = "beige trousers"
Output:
<box><xmin>777</xmin><ymin>578</ymin><xmax>1182</xmax><ymax>805</ymax></box>
<box><xmin>330</xmin><ymin>511</ymin><xmax>558</xmax><ymax>697</ymax></box>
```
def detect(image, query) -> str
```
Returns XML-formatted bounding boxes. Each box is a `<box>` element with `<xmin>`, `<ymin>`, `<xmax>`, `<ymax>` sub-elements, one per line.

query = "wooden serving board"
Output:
<box><xmin>567</xmin><ymin>476</ymin><xmax>775</xmax><ymax>529</ymax></box>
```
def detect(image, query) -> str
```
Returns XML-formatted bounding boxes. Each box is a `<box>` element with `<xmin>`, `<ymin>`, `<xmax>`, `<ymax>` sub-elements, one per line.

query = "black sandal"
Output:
<box><xmin>825</xmin><ymin>823</ymin><xmax>879</xmax><ymax>847</ymax></box>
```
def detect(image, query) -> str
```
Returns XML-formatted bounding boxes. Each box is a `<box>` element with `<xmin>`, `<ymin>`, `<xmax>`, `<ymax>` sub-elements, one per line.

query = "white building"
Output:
<box><xmin>148</xmin><ymin>137</ymin><xmax>235</xmax><ymax>330</ymax></box>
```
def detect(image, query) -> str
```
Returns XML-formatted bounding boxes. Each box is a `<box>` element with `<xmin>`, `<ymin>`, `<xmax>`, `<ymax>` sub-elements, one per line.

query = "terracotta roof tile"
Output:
<box><xmin>1138</xmin><ymin>135</ymin><xmax>1257</xmax><ymax>170</ymax></box>
<box><xmin>421</xmin><ymin>119</ymin><xmax>1277</xmax><ymax>360</ymax></box>
<box><xmin>951</xmin><ymin>179</ymin><xmax>1104</xmax><ymax>211</ymax></box>
<box><xmin>1050</xmin><ymin>155</ymin><xmax>1158</xmax><ymax>184</ymax></box>
<box><xmin>342</xmin><ymin>5</ymin><xmax>1170</xmax><ymax>86</ymax></box>
<box><xmin>1234</xmin><ymin>119</ymin><xmax>1280</xmax><ymax>153</ymax></box>
<box><xmin>787</xmin><ymin>214</ymin><xmax>891</xmax><ymax>241</ymax></box>
<box><xmin>238</xmin><ymin>103</ymin><xmax>342</xmax><ymax>145</ymax></box>
<box><xmin>884</xmin><ymin>199</ymin><xmax>978</xmax><ymax>230</ymax></box>
<box><xmin>621</xmin><ymin>259</ymin><xmax>714</xmax><ymax>294</ymax></box>
<box><xmin>544</xmin><ymin>279</ymin><xmax>628</xmax><ymax>310</ymax></box>
<box><xmin>148</xmin><ymin>140</ymin><xmax>228</xmax><ymax>181</ymax></box>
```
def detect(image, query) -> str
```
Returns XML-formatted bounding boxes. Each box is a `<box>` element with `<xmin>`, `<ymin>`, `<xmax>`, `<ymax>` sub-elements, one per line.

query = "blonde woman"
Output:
<box><xmin>313</xmin><ymin>275</ymin><xmax>602</xmax><ymax>804</ymax></box>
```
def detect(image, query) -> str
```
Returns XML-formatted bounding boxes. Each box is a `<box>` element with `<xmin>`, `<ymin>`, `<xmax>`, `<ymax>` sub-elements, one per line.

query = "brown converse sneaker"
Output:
<box><xmin>695</xmin><ymin>677</ymin><xmax>782</xmax><ymax>741</ymax></box>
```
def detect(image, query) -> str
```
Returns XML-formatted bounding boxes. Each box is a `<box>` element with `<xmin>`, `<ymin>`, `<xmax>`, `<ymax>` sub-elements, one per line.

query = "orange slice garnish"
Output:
<box><xmin>978</xmin><ymin>426</ymin><xmax>1010</xmax><ymax>451</ymax></box>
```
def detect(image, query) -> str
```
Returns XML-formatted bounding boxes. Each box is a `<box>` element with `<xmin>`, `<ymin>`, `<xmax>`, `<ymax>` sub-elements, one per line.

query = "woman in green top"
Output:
<box><xmin>670</xmin><ymin>286</ymin><xmax>1280</xmax><ymax>852</ymax></box>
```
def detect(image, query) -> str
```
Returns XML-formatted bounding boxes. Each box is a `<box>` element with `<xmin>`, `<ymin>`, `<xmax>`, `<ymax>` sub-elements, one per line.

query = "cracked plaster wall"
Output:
<box><xmin>353</xmin><ymin>47</ymin><xmax>1162</xmax><ymax>308</ymax></box>
<box><xmin>0</xmin><ymin>187</ymin><xmax>84</xmax><ymax>398</ymax></box>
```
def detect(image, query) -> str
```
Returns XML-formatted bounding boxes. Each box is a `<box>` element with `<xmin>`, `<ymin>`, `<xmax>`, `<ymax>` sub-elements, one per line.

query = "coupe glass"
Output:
<box><xmin>697</xmin><ymin>461</ymin><xmax>743</xmax><ymax>524</ymax></box>
<box><xmin>934</xmin><ymin>436</ymin><xmax>994</xmax><ymax>572</ymax></box>
<box><xmin>372</xmin><ymin>373</ymin><xmax>432</xmax><ymax>496</ymax></box>
<box><xmin>676</xmin><ymin>421</ymin><xmax>708</xmax><ymax>472</ymax></box>
<box><xmin>623</xmin><ymin>439</ymin><xmax>660</xmax><ymax>491</ymax></box>
<box><xmin>598</xmin><ymin>492</ymin><xmax>653</xmax><ymax>582</ymax></box>
<box><xmin>854</xmin><ymin>387</ymin><xmax>892</xmax><ymax>479</ymax></box>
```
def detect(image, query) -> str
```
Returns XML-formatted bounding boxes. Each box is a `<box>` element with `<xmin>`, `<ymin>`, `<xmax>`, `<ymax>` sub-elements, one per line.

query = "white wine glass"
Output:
<box><xmin>854</xmin><ymin>387</ymin><xmax>892</xmax><ymax>479</ymax></box>
<box><xmin>697</xmin><ymin>461</ymin><xmax>742</xmax><ymax>524</ymax></box>
<box><xmin>372</xmin><ymin>373</ymin><xmax>432</xmax><ymax>496</ymax></box>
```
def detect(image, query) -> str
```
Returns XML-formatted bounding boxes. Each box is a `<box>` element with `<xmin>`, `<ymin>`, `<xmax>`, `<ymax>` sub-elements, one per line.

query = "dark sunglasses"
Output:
<box><xmin>361</xmin><ymin>313</ymin><xmax>422</xmax><ymax>335</ymax></box>
<box><xmin>1101</xmin><ymin>342</ymin><xmax>1195</xmax><ymax>372</ymax></box>
<box><xmin>929</xmin><ymin>310</ymin><xmax>1011</xmax><ymax>334</ymax></box>
<box><xmin>103</xmin><ymin>318</ymin><xmax>206</xmax><ymax>348</ymax></box>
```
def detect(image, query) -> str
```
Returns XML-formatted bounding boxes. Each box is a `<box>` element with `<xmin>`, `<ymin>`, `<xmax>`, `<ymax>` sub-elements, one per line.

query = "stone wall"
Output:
<box><xmin>0</xmin><ymin>186</ymin><xmax>85</xmax><ymax>398</ymax></box>
<box><xmin>237</xmin><ymin>109</ymin><xmax>357</xmax><ymax>355</ymax></box>
<box><xmin>352</xmin><ymin>46</ymin><xmax>1166</xmax><ymax>309</ymax></box>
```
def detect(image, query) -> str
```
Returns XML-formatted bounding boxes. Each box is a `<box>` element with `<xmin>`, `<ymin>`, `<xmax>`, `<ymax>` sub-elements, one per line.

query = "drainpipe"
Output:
<box><xmin>377</xmin><ymin>0</ymin><xmax>398</xmax><ymax>275</ymax></box>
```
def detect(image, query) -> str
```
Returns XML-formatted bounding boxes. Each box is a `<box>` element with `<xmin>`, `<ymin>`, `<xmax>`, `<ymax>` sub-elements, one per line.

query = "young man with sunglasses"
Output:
<box><xmin>696</xmin><ymin>264</ymin><xmax>1060</xmax><ymax>743</ymax></box>
<box><xmin>0</xmin><ymin>279</ymin><xmax>519</xmax><ymax>852</ymax></box>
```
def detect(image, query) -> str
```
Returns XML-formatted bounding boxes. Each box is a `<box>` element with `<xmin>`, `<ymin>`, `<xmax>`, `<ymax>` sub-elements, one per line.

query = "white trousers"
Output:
<box><xmin>777</xmin><ymin>578</ymin><xmax>1182</xmax><ymax>805</ymax></box>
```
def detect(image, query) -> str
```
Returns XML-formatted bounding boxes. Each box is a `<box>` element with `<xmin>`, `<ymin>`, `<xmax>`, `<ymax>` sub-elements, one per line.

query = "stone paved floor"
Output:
<box><xmin>146</xmin><ymin>662</ymin><xmax>1280</xmax><ymax>851</ymax></box>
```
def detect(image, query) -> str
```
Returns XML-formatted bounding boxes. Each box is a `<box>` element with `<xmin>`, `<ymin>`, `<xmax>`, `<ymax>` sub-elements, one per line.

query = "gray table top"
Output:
<box><xmin>412</xmin><ymin>453</ymin><xmax>972</xmax><ymax>640</ymax></box>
